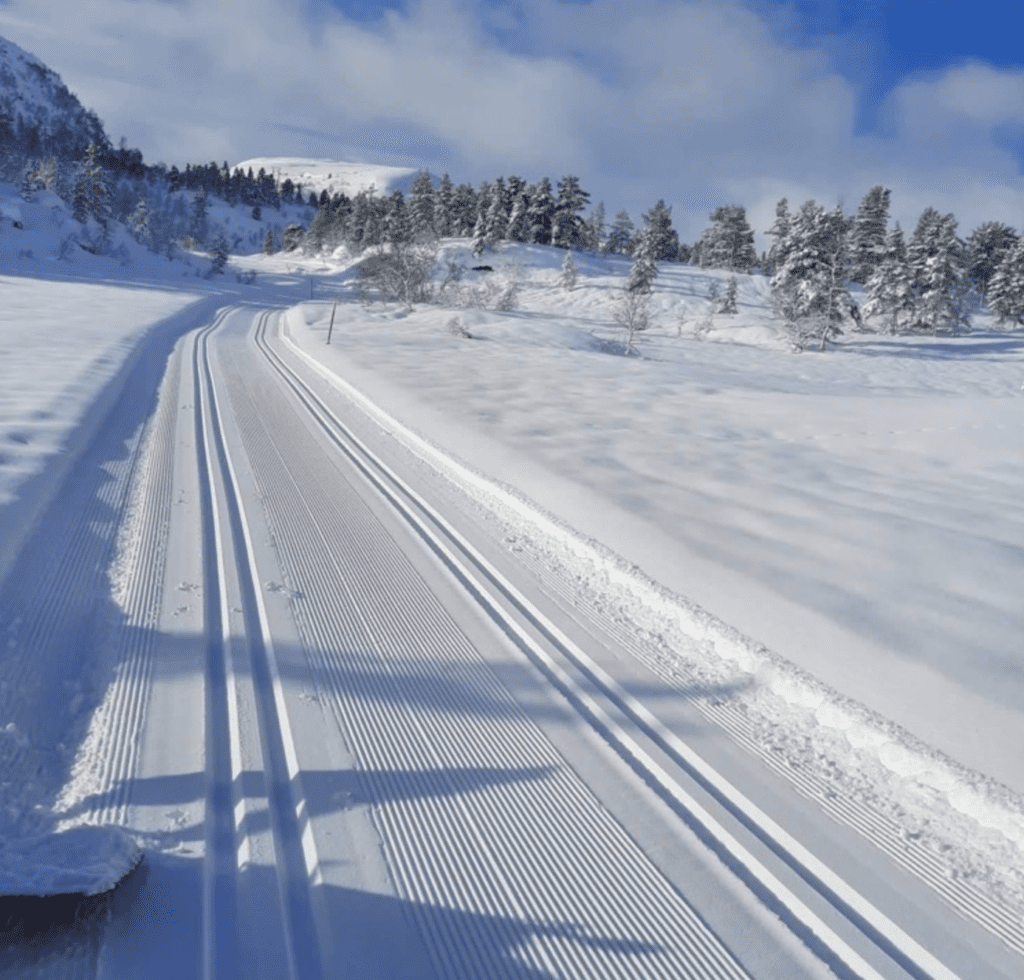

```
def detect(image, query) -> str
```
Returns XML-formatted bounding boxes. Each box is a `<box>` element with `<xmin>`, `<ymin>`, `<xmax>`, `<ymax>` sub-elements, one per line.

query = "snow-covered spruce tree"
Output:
<box><xmin>384</xmin><ymin>190</ymin><xmax>411</xmax><ymax>249</ymax></box>
<box><xmin>625</xmin><ymin>211</ymin><xmax>660</xmax><ymax>295</ymax></box>
<box><xmin>73</xmin><ymin>141</ymin><xmax>112</xmax><ymax>228</ymax></box>
<box><xmin>641</xmin><ymin>200</ymin><xmax>679</xmax><ymax>261</ymax></box>
<box><xmin>485</xmin><ymin>177</ymin><xmax>508</xmax><ymax>247</ymax></box>
<box><xmin>128</xmin><ymin>198</ymin><xmax>151</xmax><ymax>248</ymax></box>
<box><xmin>552</xmin><ymin>175</ymin><xmax>590</xmax><ymax>250</ymax></box>
<box><xmin>604</xmin><ymin>209</ymin><xmax>634</xmax><ymax>255</ymax></box>
<box><xmin>764</xmin><ymin>198</ymin><xmax>792</xmax><ymax>276</ymax></box>
<box><xmin>717</xmin><ymin>275</ymin><xmax>738</xmax><ymax>314</ymax></box>
<box><xmin>770</xmin><ymin>200</ymin><xmax>850</xmax><ymax>349</ymax></box>
<box><xmin>471</xmin><ymin>201</ymin><xmax>489</xmax><ymax>257</ymax></box>
<box><xmin>506</xmin><ymin>186</ymin><xmax>531</xmax><ymax>243</ymax></box>
<box><xmin>964</xmin><ymin>221</ymin><xmax>1018</xmax><ymax>303</ymax></box>
<box><xmin>527</xmin><ymin>177</ymin><xmax>554</xmax><ymax>245</ymax></box>
<box><xmin>986</xmin><ymin>238</ymin><xmax>1024</xmax><ymax>326</ymax></box>
<box><xmin>699</xmin><ymin>205</ymin><xmax>757</xmax><ymax>272</ymax></box>
<box><xmin>450</xmin><ymin>182</ymin><xmax>477</xmax><ymax>237</ymax></box>
<box><xmin>434</xmin><ymin>172</ymin><xmax>454</xmax><ymax>238</ymax></box>
<box><xmin>863</xmin><ymin>224</ymin><xmax>914</xmax><ymax>334</ymax></box>
<box><xmin>559</xmin><ymin>250</ymin><xmax>578</xmax><ymax>290</ymax></box>
<box><xmin>906</xmin><ymin>207</ymin><xmax>969</xmax><ymax>335</ymax></box>
<box><xmin>263</xmin><ymin>230</ymin><xmax>275</xmax><ymax>255</ymax></box>
<box><xmin>409</xmin><ymin>170</ymin><xmax>436</xmax><ymax>241</ymax></box>
<box><xmin>848</xmin><ymin>185</ymin><xmax>891</xmax><ymax>284</ymax></box>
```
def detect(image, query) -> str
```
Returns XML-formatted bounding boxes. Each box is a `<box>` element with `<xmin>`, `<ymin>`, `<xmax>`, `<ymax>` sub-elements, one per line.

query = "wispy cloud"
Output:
<box><xmin>2</xmin><ymin>0</ymin><xmax>1024</xmax><ymax>246</ymax></box>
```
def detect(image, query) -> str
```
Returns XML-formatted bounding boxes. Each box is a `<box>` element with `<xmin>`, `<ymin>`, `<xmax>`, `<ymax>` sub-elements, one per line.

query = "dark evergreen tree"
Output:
<box><xmin>450</xmin><ymin>182</ymin><xmax>478</xmax><ymax>237</ymax></box>
<box><xmin>283</xmin><ymin>223</ymin><xmax>305</xmax><ymax>252</ymax></box>
<box><xmin>964</xmin><ymin>221</ymin><xmax>1018</xmax><ymax>301</ymax></box>
<box><xmin>485</xmin><ymin>176</ymin><xmax>508</xmax><ymax>246</ymax></box>
<box><xmin>208</xmin><ymin>233</ymin><xmax>229</xmax><ymax>275</ymax></box>
<box><xmin>409</xmin><ymin>170</ymin><xmax>436</xmax><ymax>240</ymax></box>
<box><xmin>263</xmin><ymin>230</ymin><xmax>275</xmax><ymax>254</ymax></box>
<box><xmin>604</xmin><ymin>209</ymin><xmax>634</xmax><ymax>255</ymax></box>
<box><xmin>384</xmin><ymin>190</ymin><xmax>411</xmax><ymax>247</ymax></box>
<box><xmin>552</xmin><ymin>175</ymin><xmax>590</xmax><ymax>249</ymax></box>
<box><xmin>74</xmin><ymin>141</ymin><xmax>111</xmax><ymax>228</ymax></box>
<box><xmin>641</xmin><ymin>200</ymin><xmax>679</xmax><ymax>261</ymax></box>
<box><xmin>434</xmin><ymin>173</ymin><xmax>454</xmax><ymax>237</ymax></box>
<box><xmin>848</xmin><ymin>185</ymin><xmax>891</xmax><ymax>284</ymax></box>
<box><xmin>527</xmin><ymin>177</ymin><xmax>554</xmax><ymax>245</ymax></box>
<box><xmin>765</xmin><ymin>198</ymin><xmax>792</xmax><ymax>275</ymax></box>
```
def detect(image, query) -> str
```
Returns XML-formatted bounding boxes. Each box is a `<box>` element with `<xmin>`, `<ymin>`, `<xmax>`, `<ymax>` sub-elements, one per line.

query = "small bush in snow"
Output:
<box><xmin>447</xmin><ymin>316</ymin><xmax>473</xmax><ymax>339</ymax></box>
<box><xmin>236</xmin><ymin>269</ymin><xmax>257</xmax><ymax>285</ymax></box>
<box><xmin>612</xmin><ymin>290</ymin><xmax>651</xmax><ymax>354</ymax></box>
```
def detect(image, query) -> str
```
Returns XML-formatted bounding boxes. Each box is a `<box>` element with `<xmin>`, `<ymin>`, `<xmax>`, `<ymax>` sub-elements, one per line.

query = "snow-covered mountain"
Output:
<box><xmin>0</xmin><ymin>34</ymin><xmax>109</xmax><ymax>157</ymax></box>
<box><xmin>234</xmin><ymin>157</ymin><xmax>423</xmax><ymax>200</ymax></box>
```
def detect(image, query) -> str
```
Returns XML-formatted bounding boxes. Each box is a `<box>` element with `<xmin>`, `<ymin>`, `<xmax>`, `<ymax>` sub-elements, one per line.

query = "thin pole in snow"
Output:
<box><xmin>327</xmin><ymin>301</ymin><xmax>337</xmax><ymax>345</ymax></box>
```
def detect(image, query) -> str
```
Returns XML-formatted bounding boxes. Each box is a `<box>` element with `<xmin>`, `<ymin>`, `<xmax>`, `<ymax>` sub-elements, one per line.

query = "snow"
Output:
<box><xmin>234</xmin><ymin>157</ymin><xmax>421</xmax><ymax>200</ymax></box>
<box><xmin>277</xmin><ymin>240</ymin><xmax>1024</xmax><ymax>905</ymax></box>
<box><xmin>2</xmin><ymin>180</ymin><xmax>1024</xmax><ymax>966</ymax></box>
<box><xmin>0</xmin><ymin>826</ymin><xmax>140</xmax><ymax>897</ymax></box>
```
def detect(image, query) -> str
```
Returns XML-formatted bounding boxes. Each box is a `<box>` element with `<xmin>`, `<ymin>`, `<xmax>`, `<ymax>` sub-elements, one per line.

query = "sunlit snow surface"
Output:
<box><xmin>0</xmin><ymin>827</ymin><xmax>140</xmax><ymax>897</ymax></box>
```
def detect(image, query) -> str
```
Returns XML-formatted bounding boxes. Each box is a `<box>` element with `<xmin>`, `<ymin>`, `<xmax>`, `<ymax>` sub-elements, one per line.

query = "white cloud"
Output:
<box><xmin>2</xmin><ymin>0</ymin><xmax>1024</xmax><ymax>247</ymax></box>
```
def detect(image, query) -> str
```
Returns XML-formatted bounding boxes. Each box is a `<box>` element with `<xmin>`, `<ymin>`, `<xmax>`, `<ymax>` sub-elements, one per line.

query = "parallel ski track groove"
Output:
<box><xmin>514</xmin><ymin>541</ymin><xmax>1024</xmax><ymax>958</ymax></box>
<box><xmin>213</xmin><ymin>313</ymin><xmax>753</xmax><ymax>980</ymax></box>
<box><xmin>262</xmin><ymin>314</ymin><xmax>988</xmax><ymax>980</ymax></box>
<box><xmin>194</xmin><ymin>311</ymin><xmax>325</xmax><ymax>980</ymax></box>
<box><xmin>86</xmin><ymin>327</ymin><xmax>189</xmax><ymax>828</ymax></box>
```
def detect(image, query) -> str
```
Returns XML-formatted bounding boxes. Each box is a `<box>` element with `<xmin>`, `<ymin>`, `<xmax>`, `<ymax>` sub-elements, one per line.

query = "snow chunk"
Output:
<box><xmin>0</xmin><ymin>825</ymin><xmax>141</xmax><ymax>897</ymax></box>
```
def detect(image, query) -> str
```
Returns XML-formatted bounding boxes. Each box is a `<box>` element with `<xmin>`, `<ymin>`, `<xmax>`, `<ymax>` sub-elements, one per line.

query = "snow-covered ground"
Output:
<box><xmin>2</xmin><ymin>188</ymin><xmax>1023</xmax><ymax>977</ymax></box>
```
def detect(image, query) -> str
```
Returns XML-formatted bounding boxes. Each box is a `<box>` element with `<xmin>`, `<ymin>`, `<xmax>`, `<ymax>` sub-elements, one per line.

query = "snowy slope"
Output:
<box><xmin>234</xmin><ymin>157</ymin><xmax>422</xmax><ymax>200</ymax></box>
<box><xmin>0</xmin><ymin>33</ymin><xmax>108</xmax><ymax>150</ymax></box>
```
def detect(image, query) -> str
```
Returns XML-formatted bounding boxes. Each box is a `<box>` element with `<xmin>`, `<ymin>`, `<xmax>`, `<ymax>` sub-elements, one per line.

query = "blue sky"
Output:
<box><xmin>2</xmin><ymin>0</ymin><xmax>1024</xmax><ymax>247</ymax></box>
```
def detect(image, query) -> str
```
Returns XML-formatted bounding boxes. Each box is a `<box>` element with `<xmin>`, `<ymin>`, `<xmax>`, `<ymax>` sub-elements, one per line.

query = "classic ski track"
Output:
<box><xmin>255</xmin><ymin>312</ymin><xmax>981</xmax><ymax>980</ymax></box>
<box><xmin>67</xmin><ymin>326</ymin><xmax>190</xmax><ymax>830</ymax></box>
<box><xmin>219</xmin><ymin>313</ymin><xmax>756</xmax><ymax>979</ymax></box>
<box><xmin>498</xmin><ymin>520</ymin><xmax>1024</xmax><ymax>958</ymax></box>
<box><xmin>193</xmin><ymin>312</ymin><xmax>325</xmax><ymax>980</ymax></box>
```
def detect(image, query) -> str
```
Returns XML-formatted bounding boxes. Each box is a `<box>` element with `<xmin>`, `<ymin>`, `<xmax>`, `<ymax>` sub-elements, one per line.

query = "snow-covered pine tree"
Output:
<box><xmin>283</xmin><ymin>224</ymin><xmax>305</xmax><ymax>252</ymax></box>
<box><xmin>434</xmin><ymin>173</ymin><xmax>454</xmax><ymax>238</ymax></box>
<box><xmin>765</xmin><ymin>198</ymin><xmax>792</xmax><ymax>276</ymax></box>
<box><xmin>485</xmin><ymin>177</ymin><xmax>508</xmax><ymax>246</ymax></box>
<box><xmin>506</xmin><ymin>187</ymin><xmax>531</xmax><ymax>242</ymax></box>
<box><xmin>717</xmin><ymin>275</ymin><xmax>738</xmax><ymax>314</ymax></box>
<box><xmin>641</xmin><ymin>200</ymin><xmax>679</xmax><ymax>261</ymax></box>
<box><xmin>863</xmin><ymin>224</ymin><xmax>913</xmax><ymax>334</ymax></box>
<box><xmin>527</xmin><ymin>177</ymin><xmax>554</xmax><ymax>245</ymax></box>
<box><xmin>985</xmin><ymin>237</ymin><xmax>1024</xmax><ymax>325</ymax></box>
<box><xmin>604</xmin><ymin>209</ymin><xmax>634</xmax><ymax>255</ymax></box>
<box><xmin>699</xmin><ymin>205</ymin><xmax>757</xmax><ymax>271</ymax></box>
<box><xmin>450</xmin><ymin>182</ymin><xmax>477</xmax><ymax>237</ymax></box>
<box><xmin>128</xmin><ymin>198</ymin><xmax>151</xmax><ymax>247</ymax></box>
<box><xmin>409</xmin><ymin>170</ymin><xmax>436</xmax><ymax>241</ymax></box>
<box><xmin>73</xmin><ymin>141</ymin><xmax>111</xmax><ymax>229</ymax></box>
<box><xmin>626</xmin><ymin>208</ymin><xmax>661</xmax><ymax>295</ymax></box>
<box><xmin>263</xmin><ymin>230</ymin><xmax>275</xmax><ymax>255</ymax></box>
<box><xmin>384</xmin><ymin>190</ymin><xmax>411</xmax><ymax>248</ymax></box>
<box><xmin>770</xmin><ymin>200</ymin><xmax>850</xmax><ymax>348</ymax></box>
<box><xmin>471</xmin><ymin>202</ymin><xmax>489</xmax><ymax>257</ymax></box>
<box><xmin>906</xmin><ymin>207</ymin><xmax>969</xmax><ymax>335</ymax></box>
<box><xmin>964</xmin><ymin>221</ymin><xmax>1018</xmax><ymax>302</ymax></box>
<box><xmin>559</xmin><ymin>250</ymin><xmax>578</xmax><ymax>290</ymax></box>
<box><xmin>848</xmin><ymin>185</ymin><xmax>891</xmax><ymax>284</ymax></box>
<box><xmin>552</xmin><ymin>175</ymin><xmax>590</xmax><ymax>249</ymax></box>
